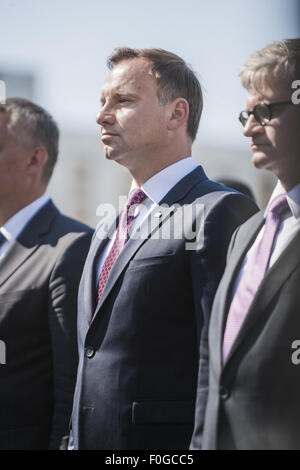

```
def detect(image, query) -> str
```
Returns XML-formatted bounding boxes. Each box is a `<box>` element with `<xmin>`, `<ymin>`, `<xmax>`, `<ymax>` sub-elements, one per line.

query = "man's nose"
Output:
<box><xmin>96</xmin><ymin>107</ymin><xmax>115</xmax><ymax>126</ymax></box>
<box><xmin>243</xmin><ymin>114</ymin><xmax>264</xmax><ymax>137</ymax></box>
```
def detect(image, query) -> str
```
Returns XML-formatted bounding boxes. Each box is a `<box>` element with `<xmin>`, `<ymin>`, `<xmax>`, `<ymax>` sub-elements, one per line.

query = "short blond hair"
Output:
<box><xmin>240</xmin><ymin>38</ymin><xmax>300</xmax><ymax>92</ymax></box>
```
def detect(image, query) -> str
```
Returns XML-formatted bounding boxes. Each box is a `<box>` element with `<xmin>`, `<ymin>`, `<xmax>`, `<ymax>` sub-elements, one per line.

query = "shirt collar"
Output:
<box><xmin>265</xmin><ymin>181</ymin><xmax>300</xmax><ymax>219</ymax></box>
<box><xmin>129</xmin><ymin>156</ymin><xmax>197</xmax><ymax>204</ymax></box>
<box><xmin>0</xmin><ymin>194</ymin><xmax>50</xmax><ymax>242</ymax></box>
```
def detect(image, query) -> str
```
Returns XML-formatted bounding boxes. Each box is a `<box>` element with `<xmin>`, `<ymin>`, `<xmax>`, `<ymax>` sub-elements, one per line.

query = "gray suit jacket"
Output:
<box><xmin>0</xmin><ymin>200</ymin><xmax>93</xmax><ymax>450</ymax></box>
<box><xmin>194</xmin><ymin>210</ymin><xmax>300</xmax><ymax>449</ymax></box>
<box><xmin>71</xmin><ymin>166</ymin><xmax>258</xmax><ymax>450</ymax></box>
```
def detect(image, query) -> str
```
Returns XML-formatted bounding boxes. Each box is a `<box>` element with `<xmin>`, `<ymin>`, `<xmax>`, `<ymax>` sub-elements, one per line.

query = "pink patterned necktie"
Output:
<box><xmin>96</xmin><ymin>188</ymin><xmax>147</xmax><ymax>303</ymax></box>
<box><xmin>222</xmin><ymin>194</ymin><xmax>290</xmax><ymax>362</ymax></box>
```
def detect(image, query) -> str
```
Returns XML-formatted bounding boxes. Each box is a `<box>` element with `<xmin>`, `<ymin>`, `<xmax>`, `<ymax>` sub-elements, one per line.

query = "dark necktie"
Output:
<box><xmin>97</xmin><ymin>188</ymin><xmax>147</xmax><ymax>303</ymax></box>
<box><xmin>222</xmin><ymin>194</ymin><xmax>290</xmax><ymax>362</ymax></box>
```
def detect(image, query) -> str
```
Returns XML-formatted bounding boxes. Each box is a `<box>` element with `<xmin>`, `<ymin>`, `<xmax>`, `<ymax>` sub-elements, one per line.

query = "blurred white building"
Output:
<box><xmin>0</xmin><ymin>69</ymin><xmax>34</xmax><ymax>100</ymax></box>
<box><xmin>48</xmin><ymin>131</ymin><xmax>275</xmax><ymax>228</ymax></box>
<box><xmin>1</xmin><ymin>70</ymin><xmax>276</xmax><ymax>228</ymax></box>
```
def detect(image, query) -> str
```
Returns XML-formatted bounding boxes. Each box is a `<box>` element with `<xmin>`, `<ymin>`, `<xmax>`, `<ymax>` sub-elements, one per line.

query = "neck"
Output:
<box><xmin>278</xmin><ymin>174</ymin><xmax>300</xmax><ymax>193</ymax></box>
<box><xmin>130</xmin><ymin>144</ymin><xmax>192</xmax><ymax>187</ymax></box>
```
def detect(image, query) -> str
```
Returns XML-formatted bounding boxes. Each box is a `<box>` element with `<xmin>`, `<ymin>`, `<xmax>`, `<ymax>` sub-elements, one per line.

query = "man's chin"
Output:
<box><xmin>104</xmin><ymin>149</ymin><xmax>128</xmax><ymax>166</ymax></box>
<box><xmin>105</xmin><ymin>152</ymin><xmax>116</xmax><ymax>161</ymax></box>
<box><xmin>104</xmin><ymin>146</ymin><xmax>118</xmax><ymax>161</ymax></box>
<box><xmin>251</xmin><ymin>150</ymin><xmax>270</xmax><ymax>170</ymax></box>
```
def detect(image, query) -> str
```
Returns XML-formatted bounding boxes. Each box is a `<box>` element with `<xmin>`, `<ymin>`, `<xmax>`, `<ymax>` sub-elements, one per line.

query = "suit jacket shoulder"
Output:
<box><xmin>0</xmin><ymin>199</ymin><xmax>93</xmax><ymax>450</ymax></box>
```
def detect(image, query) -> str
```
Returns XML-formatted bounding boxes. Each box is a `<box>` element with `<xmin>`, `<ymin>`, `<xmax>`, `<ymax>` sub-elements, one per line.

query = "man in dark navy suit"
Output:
<box><xmin>70</xmin><ymin>47</ymin><xmax>258</xmax><ymax>450</ymax></box>
<box><xmin>0</xmin><ymin>98</ymin><xmax>92</xmax><ymax>449</ymax></box>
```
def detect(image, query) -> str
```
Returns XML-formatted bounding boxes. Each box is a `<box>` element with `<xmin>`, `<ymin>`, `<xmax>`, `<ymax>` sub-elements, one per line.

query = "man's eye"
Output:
<box><xmin>119</xmin><ymin>98</ymin><xmax>129</xmax><ymax>103</ymax></box>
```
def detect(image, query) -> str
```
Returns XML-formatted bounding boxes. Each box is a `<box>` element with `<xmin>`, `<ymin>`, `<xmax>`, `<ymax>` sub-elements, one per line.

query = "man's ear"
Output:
<box><xmin>167</xmin><ymin>98</ymin><xmax>189</xmax><ymax>131</ymax></box>
<box><xmin>27</xmin><ymin>146</ymin><xmax>48</xmax><ymax>175</ymax></box>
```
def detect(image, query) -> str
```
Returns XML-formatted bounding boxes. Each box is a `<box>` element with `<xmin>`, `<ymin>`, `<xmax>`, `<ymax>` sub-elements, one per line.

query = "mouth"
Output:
<box><xmin>101</xmin><ymin>132</ymin><xmax>119</xmax><ymax>143</ymax></box>
<box><xmin>251</xmin><ymin>142</ymin><xmax>267</xmax><ymax>150</ymax></box>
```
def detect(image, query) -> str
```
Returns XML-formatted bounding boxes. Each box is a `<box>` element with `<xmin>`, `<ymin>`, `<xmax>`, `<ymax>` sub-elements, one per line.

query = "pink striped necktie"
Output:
<box><xmin>222</xmin><ymin>194</ymin><xmax>290</xmax><ymax>362</ymax></box>
<box><xmin>96</xmin><ymin>188</ymin><xmax>147</xmax><ymax>303</ymax></box>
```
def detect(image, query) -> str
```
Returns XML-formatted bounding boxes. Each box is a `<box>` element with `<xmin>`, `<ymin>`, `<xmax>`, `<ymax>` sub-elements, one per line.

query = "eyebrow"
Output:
<box><xmin>100</xmin><ymin>90</ymin><xmax>139</xmax><ymax>105</ymax></box>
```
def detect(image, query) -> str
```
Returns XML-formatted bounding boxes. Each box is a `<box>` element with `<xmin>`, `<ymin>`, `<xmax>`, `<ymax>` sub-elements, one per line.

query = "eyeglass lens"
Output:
<box><xmin>239</xmin><ymin>104</ymin><xmax>270</xmax><ymax>126</ymax></box>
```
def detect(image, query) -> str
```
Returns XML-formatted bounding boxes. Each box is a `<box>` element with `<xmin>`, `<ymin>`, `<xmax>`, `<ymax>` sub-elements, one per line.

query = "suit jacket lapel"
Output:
<box><xmin>90</xmin><ymin>166</ymin><xmax>209</xmax><ymax>324</ymax></box>
<box><xmin>225</xmin><ymin>229</ymin><xmax>300</xmax><ymax>365</ymax></box>
<box><xmin>159</xmin><ymin>166</ymin><xmax>208</xmax><ymax>205</ymax></box>
<box><xmin>84</xmin><ymin>213</ymin><xmax>118</xmax><ymax>324</ymax></box>
<box><xmin>0</xmin><ymin>201</ymin><xmax>58</xmax><ymax>288</ymax></box>
<box><xmin>216</xmin><ymin>211</ymin><xmax>264</xmax><ymax>371</ymax></box>
<box><xmin>221</xmin><ymin>211</ymin><xmax>300</xmax><ymax>369</ymax></box>
<box><xmin>91</xmin><ymin>204</ymin><xmax>176</xmax><ymax>323</ymax></box>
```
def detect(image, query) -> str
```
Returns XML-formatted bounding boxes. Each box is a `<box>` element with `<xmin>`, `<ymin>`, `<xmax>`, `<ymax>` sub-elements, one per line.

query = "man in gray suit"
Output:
<box><xmin>0</xmin><ymin>98</ymin><xmax>93</xmax><ymax>449</ymax></box>
<box><xmin>191</xmin><ymin>38</ymin><xmax>300</xmax><ymax>450</ymax></box>
<box><xmin>69</xmin><ymin>47</ymin><xmax>257</xmax><ymax>450</ymax></box>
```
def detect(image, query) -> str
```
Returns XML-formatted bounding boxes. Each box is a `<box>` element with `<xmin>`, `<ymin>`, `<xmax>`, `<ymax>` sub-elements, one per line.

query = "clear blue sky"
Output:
<box><xmin>1</xmin><ymin>0</ymin><xmax>299</xmax><ymax>149</ymax></box>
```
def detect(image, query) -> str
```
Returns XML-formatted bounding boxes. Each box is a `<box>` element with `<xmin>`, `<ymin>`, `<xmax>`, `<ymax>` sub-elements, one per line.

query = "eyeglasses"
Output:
<box><xmin>239</xmin><ymin>100</ymin><xmax>294</xmax><ymax>127</ymax></box>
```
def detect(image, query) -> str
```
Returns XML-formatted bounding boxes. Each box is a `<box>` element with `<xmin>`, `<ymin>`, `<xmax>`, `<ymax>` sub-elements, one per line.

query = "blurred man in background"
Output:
<box><xmin>192</xmin><ymin>38</ymin><xmax>300</xmax><ymax>450</ymax></box>
<box><xmin>70</xmin><ymin>47</ymin><xmax>257</xmax><ymax>450</ymax></box>
<box><xmin>0</xmin><ymin>98</ymin><xmax>93</xmax><ymax>449</ymax></box>
<box><xmin>216</xmin><ymin>177</ymin><xmax>255</xmax><ymax>202</ymax></box>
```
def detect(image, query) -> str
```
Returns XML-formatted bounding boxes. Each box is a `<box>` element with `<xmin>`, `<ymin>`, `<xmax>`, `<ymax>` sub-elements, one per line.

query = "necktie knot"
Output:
<box><xmin>125</xmin><ymin>189</ymin><xmax>147</xmax><ymax>224</ymax></box>
<box><xmin>127</xmin><ymin>188</ymin><xmax>147</xmax><ymax>208</ymax></box>
<box><xmin>268</xmin><ymin>194</ymin><xmax>290</xmax><ymax>219</ymax></box>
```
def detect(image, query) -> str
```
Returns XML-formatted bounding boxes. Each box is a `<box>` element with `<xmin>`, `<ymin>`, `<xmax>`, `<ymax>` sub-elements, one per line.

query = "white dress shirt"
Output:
<box><xmin>232</xmin><ymin>180</ymin><xmax>300</xmax><ymax>294</ymax></box>
<box><xmin>0</xmin><ymin>194</ymin><xmax>50</xmax><ymax>261</ymax></box>
<box><xmin>96</xmin><ymin>156</ymin><xmax>197</xmax><ymax>285</ymax></box>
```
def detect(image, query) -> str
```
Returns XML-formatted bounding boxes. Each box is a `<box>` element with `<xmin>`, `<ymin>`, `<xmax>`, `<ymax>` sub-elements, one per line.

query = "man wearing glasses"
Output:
<box><xmin>191</xmin><ymin>38</ymin><xmax>300</xmax><ymax>450</ymax></box>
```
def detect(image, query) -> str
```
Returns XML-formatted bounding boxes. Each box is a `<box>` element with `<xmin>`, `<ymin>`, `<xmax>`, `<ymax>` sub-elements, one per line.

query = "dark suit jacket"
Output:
<box><xmin>71</xmin><ymin>166</ymin><xmax>258</xmax><ymax>450</ymax></box>
<box><xmin>193</xmin><ymin>209</ymin><xmax>300</xmax><ymax>449</ymax></box>
<box><xmin>0</xmin><ymin>200</ymin><xmax>93</xmax><ymax>450</ymax></box>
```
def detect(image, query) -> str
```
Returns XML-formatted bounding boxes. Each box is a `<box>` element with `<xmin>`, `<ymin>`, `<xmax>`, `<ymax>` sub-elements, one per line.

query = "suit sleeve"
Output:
<box><xmin>47</xmin><ymin>231</ymin><xmax>92</xmax><ymax>450</ymax></box>
<box><xmin>226</xmin><ymin>224</ymin><xmax>240</xmax><ymax>264</ymax></box>
<box><xmin>189</xmin><ymin>193</ymin><xmax>258</xmax><ymax>449</ymax></box>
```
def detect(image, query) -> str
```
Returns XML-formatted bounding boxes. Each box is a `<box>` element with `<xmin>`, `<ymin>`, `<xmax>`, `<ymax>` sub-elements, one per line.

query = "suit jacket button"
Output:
<box><xmin>219</xmin><ymin>386</ymin><xmax>230</xmax><ymax>400</ymax></box>
<box><xmin>85</xmin><ymin>347</ymin><xmax>95</xmax><ymax>358</ymax></box>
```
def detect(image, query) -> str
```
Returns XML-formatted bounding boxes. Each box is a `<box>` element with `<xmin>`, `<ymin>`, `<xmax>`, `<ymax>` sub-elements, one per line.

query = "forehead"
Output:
<box><xmin>246</xmin><ymin>79</ymin><xmax>291</xmax><ymax>107</ymax></box>
<box><xmin>101</xmin><ymin>58</ymin><xmax>157</xmax><ymax>97</ymax></box>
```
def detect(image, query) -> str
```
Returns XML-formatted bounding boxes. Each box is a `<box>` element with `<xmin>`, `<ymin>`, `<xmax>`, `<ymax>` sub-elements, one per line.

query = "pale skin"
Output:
<box><xmin>0</xmin><ymin>112</ymin><xmax>48</xmax><ymax>226</ymax></box>
<box><xmin>243</xmin><ymin>79</ymin><xmax>300</xmax><ymax>192</ymax></box>
<box><xmin>96</xmin><ymin>58</ymin><xmax>192</xmax><ymax>187</ymax></box>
